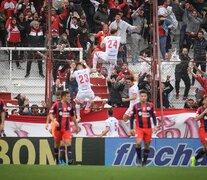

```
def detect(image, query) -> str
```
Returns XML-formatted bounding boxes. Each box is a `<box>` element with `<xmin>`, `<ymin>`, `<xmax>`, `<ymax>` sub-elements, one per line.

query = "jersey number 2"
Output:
<box><xmin>79</xmin><ymin>74</ymin><xmax>89</xmax><ymax>84</ymax></box>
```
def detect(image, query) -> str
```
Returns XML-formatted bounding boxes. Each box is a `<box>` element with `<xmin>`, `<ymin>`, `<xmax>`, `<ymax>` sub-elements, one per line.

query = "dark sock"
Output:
<box><xmin>195</xmin><ymin>150</ymin><xmax>205</xmax><ymax>160</ymax></box>
<box><xmin>67</xmin><ymin>146</ymin><xmax>72</xmax><ymax>162</ymax></box>
<box><xmin>136</xmin><ymin>147</ymin><xmax>142</xmax><ymax>161</ymax></box>
<box><xmin>143</xmin><ymin>149</ymin><xmax>150</xmax><ymax>163</ymax></box>
<box><xmin>54</xmin><ymin>148</ymin><xmax>59</xmax><ymax>164</ymax></box>
<box><xmin>59</xmin><ymin>146</ymin><xmax>66</xmax><ymax>163</ymax></box>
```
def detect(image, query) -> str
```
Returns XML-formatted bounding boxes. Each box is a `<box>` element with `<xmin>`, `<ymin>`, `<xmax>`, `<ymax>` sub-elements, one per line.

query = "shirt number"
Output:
<box><xmin>79</xmin><ymin>74</ymin><xmax>89</xmax><ymax>84</ymax></box>
<box><xmin>108</xmin><ymin>40</ymin><xmax>118</xmax><ymax>49</ymax></box>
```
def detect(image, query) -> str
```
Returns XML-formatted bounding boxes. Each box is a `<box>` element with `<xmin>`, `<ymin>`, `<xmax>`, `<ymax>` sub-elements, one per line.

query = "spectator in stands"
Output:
<box><xmin>138</xmin><ymin>73</ymin><xmax>152</xmax><ymax>101</ymax></box>
<box><xmin>137</xmin><ymin>51</ymin><xmax>151</xmax><ymax>75</ymax></box>
<box><xmin>17</xmin><ymin>12</ymin><xmax>28</xmax><ymax>59</ymax></box>
<box><xmin>185</xmin><ymin>8</ymin><xmax>206</xmax><ymax>50</ymax></box>
<box><xmin>130</xmin><ymin>6</ymin><xmax>146</xmax><ymax>64</ymax></box>
<box><xmin>109</xmin><ymin>13</ymin><xmax>140</xmax><ymax>63</ymax></box>
<box><xmin>107</xmin><ymin>75</ymin><xmax>122</xmax><ymax>107</ymax></box>
<box><xmin>0</xmin><ymin>8</ymin><xmax>6</xmax><ymax>47</ymax></box>
<box><xmin>5</xmin><ymin>16</ymin><xmax>23</xmax><ymax>69</ymax></box>
<box><xmin>93</xmin><ymin>4</ymin><xmax>108</xmax><ymax>33</ymax></box>
<box><xmin>162</xmin><ymin>49</ymin><xmax>180</xmax><ymax>107</ymax></box>
<box><xmin>192</xmin><ymin>30</ymin><xmax>207</xmax><ymax>85</ymax></box>
<box><xmin>1</xmin><ymin>0</ymin><xmax>17</xmax><ymax>19</ymax></box>
<box><xmin>77</xmin><ymin>15</ymin><xmax>90</xmax><ymax>52</ymax></box>
<box><xmin>81</xmin><ymin>0</ymin><xmax>95</xmax><ymax>32</ymax></box>
<box><xmin>158</xmin><ymin>0</ymin><xmax>178</xmax><ymax>53</ymax></box>
<box><xmin>119</xmin><ymin>78</ymin><xmax>130</xmax><ymax>107</ymax></box>
<box><xmin>0</xmin><ymin>99</ymin><xmax>6</xmax><ymax>134</ymax></box>
<box><xmin>16</xmin><ymin>0</ymin><xmax>36</xmax><ymax>14</ymax></box>
<box><xmin>108</xmin><ymin>0</ymin><xmax>126</xmax><ymax>22</ymax></box>
<box><xmin>25</xmin><ymin>20</ymin><xmax>45</xmax><ymax>78</ymax></box>
<box><xmin>65</xmin><ymin>61</ymin><xmax>78</xmax><ymax>103</ymax></box>
<box><xmin>184</xmin><ymin>98</ymin><xmax>198</xmax><ymax>109</ymax></box>
<box><xmin>175</xmin><ymin>48</ymin><xmax>191</xmax><ymax>100</ymax></box>
<box><xmin>21</xmin><ymin>104</ymin><xmax>47</xmax><ymax>116</ymax></box>
<box><xmin>11</xmin><ymin>108</ymin><xmax>19</xmax><ymax>115</ymax></box>
<box><xmin>188</xmin><ymin>66</ymin><xmax>207</xmax><ymax>97</ymax></box>
<box><xmin>157</xmin><ymin>77</ymin><xmax>174</xmax><ymax>109</ymax></box>
<box><xmin>158</xmin><ymin>15</ymin><xmax>171</xmax><ymax>60</ymax></box>
<box><xmin>118</xmin><ymin>62</ymin><xmax>134</xmax><ymax>79</ymax></box>
<box><xmin>68</xmin><ymin>16</ymin><xmax>79</xmax><ymax>47</ymax></box>
<box><xmin>171</xmin><ymin>0</ymin><xmax>184</xmax><ymax>42</ymax></box>
<box><xmin>52</xmin><ymin>78</ymin><xmax>64</xmax><ymax>102</ymax></box>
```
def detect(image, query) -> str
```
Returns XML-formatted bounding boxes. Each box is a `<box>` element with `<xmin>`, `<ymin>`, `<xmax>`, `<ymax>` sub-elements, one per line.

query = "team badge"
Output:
<box><xmin>147</xmin><ymin>107</ymin><xmax>151</xmax><ymax>111</ymax></box>
<box><xmin>59</xmin><ymin>111</ymin><xmax>63</xmax><ymax>116</ymax></box>
<box><xmin>138</xmin><ymin>112</ymin><xmax>142</xmax><ymax>116</ymax></box>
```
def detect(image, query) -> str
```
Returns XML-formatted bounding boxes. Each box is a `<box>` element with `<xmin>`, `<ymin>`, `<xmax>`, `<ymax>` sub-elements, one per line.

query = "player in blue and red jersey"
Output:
<box><xmin>191</xmin><ymin>95</ymin><xmax>207</xmax><ymax>166</ymax></box>
<box><xmin>124</xmin><ymin>90</ymin><xmax>157</xmax><ymax>166</ymax></box>
<box><xmin>49</xmin><ymin>90</ymin><xmax>78</xmax><ymax>165</ymax></box>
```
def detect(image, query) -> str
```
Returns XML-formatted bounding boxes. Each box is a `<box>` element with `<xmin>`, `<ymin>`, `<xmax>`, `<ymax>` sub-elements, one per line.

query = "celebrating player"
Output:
<box><xmin>191</xmin><ymin>95</ymin><xmax>207</xmax><ymax>166</ymax></box>
<box><xmin>124</xmin><ymin>90</ymin><xmax>157</xmax><ymax>166</ymax></box>
<box><xmin>100</xmin><ymin>108</ymin><xmax>119</xmax><ymax>137</ymax></box>
<box><xmin>92</xmin><ymin>28</ymin><xmax>121</xmax><ymax>78</ymax></box>
<box><xmin>71</xmin><ymin>60</ymin><xmax>95</xmax><ymax>122</ymax></box>
<box><xmin>49</xmin><ymin>90</ymin><xmax>78</xmax><ymax>165</ymax></box>
<box><xmin>123</xmin><ymin>76</ymin><xmax>140</xmax><ymax>120</ymax></box>
<box><xmin>0</xmin><ymin>99</ymin><xmax>6</xmax><ymax>136</ymax></box>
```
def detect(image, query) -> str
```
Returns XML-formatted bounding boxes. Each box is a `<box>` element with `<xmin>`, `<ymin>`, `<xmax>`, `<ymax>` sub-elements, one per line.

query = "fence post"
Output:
<box><xmin>9</xmin><ymin>50</ymin><xmax>12</xmax><ymax>81</ymax></box>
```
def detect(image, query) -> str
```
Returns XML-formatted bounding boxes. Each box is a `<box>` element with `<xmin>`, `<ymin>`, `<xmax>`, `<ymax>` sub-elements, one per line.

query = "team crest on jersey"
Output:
<box><xmin>138</xmin><ymin>112</ymin><xmax>142</xmax><ymax>116</ymax></box>
<box><xmin>59</xmin><ymin>111</ymin><xmax>63</xmax><ymax>116</ymax></box>
<box><xmin>147</xmin><ymin>107</ymin><xmax>151</xmax><ymax>111</ymax></box>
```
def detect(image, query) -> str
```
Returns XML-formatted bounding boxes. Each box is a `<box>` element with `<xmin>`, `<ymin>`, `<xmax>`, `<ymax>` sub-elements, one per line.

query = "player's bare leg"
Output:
<box><xmin>135</xmin><ymin>138</ymin><xmax>143</xmax><ymax>166</ymax></box>
<box><xmin>191</xmin><ymin>143</ymin><xmax>207</xmax><ymax>167</ymax></box>
<box><xmin>142</xmin><ymin>141</ymin><xmax>150</xmax><ymax>167</ymax></box>
<box><xmin>54</xmin><ymin>141</ymin><xmax>60</xmax><ymax>165</ymax></box>
<box><xmin>64</xmin><ymin>139</ymin><xmax>73</xmax><ymax>165</ymax></box>
<box><xmin>75</xmin><ymin>99</ymin><xmax>81</xmax><ymax>122</ymax></box>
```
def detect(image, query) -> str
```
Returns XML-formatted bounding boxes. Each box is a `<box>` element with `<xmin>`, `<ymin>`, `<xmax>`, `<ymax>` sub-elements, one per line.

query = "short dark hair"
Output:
<box><xmin>31</xmin><ymin>104</ymin><xmax>38</xmax><ymax>109</ymax></box>
<box><xmin>108</xmin><ymin>108</ymin><xmax>114</xmax><ymax>116</ymax></box>
<box><xmin>61</xmin><ymin>90</ymin><xmax>70</xmax><ymax>98</ymax></box>
<box><xmin>55</xmin><ymin>90</ymin><xmax>62</xmax><ymax>97</ymax></box>
<box><xmin>140</xmin><ymin>90</ymin><xmax>148</xmax><ymax>95</ymax></box>
<box><xmin>198</xmin><ymin>30</ymin><xmax>204</xmax><ymax>35</ymax></box>
<box><xmin>125</xmin><ymin>76</ymin><xmax>134</xmax><ymax>82</ymax></box>
<box><xmin>76</xmin><ymin>63</ymin><xmax>85</xmax><ymax>69</ymax></box>
<box><xmin>110</xmin><ymin>28</ymin><xmax>118</xmax><ymax>35</ymax></box>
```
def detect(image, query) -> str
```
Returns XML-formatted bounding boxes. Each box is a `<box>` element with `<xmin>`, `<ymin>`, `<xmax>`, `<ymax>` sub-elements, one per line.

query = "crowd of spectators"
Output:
<box><xmin>1</xmin><ymin>0</ymin><xmax>207</xmax><ymax>111</ymax></box>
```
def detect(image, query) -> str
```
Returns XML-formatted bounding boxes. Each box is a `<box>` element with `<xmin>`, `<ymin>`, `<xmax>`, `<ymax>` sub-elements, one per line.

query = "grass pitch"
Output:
<box><xmin>0</xmin><ymin>165</ymin><xmax>207</xmax><ymax>180</ymax></box>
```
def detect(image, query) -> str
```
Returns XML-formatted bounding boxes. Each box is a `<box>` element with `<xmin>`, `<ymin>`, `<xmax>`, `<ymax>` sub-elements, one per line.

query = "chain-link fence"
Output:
<box><xmin>0</xmin><ymin>47</ymin><xmax>82</xmax><ymax>113</ymax></box>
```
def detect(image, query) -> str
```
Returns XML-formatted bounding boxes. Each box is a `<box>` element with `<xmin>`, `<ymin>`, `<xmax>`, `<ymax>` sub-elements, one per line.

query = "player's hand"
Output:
<box><xmin>153</xmin><ymin>126</ymin><xmax>158</xmax><ymax>133</ymax></box>
<box><xmin>45</xmin><ymin>124</ymin><xmax>49</xmax><ymax>130</ymax></box>
<box><xmin>122</xmin><ymin>98</ymin><xmax>127</xmax><ymax>102</ymax></box>
<box><xmin>74</xmin><ymin>126</ymin><xmax>79</xmax><ymax>134</ymax></box>
<box><xmin>0</xmin><ymin>124</ymin><xmax>4</xmax><ymax>133</ymax></box>
<box><xmin>130</xmin><ymin>129</ymin><xmax>135</xmax><ymax>136</ymax></box>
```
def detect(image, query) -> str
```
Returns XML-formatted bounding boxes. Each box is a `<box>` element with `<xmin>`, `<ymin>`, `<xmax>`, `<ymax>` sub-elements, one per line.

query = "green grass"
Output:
<box><xmin>0</xmin><ymin>165</ymin><xmax>207</xmax><ymax>180</ymax></box>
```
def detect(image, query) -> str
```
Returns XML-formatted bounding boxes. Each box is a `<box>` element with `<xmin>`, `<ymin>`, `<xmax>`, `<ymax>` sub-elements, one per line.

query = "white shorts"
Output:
<box><xmin>75</xmin><ymin>89</ymin><xmax>95</xmax><ymax>104</ymax></box>
<box><xmin>96</xmin><ymin>51</ymin><xmax>117</xmax><ymax>65</ymax></box>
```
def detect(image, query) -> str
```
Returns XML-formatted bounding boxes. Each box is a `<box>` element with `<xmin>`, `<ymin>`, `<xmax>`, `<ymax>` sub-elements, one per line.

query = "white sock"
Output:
<box><xmin>75</xmin><ymin>104</ymin><xmax>81</xmax><ymax>119</ymax></box>
<box><xmin>92</xmin><ymin>53</ymin><xmax>98</xmax><ymax>71</ymax></box>
<box><xmin>85</xmin><ymin>101</ymin><xmax>92</xmax><ymax>109</ymax></box>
